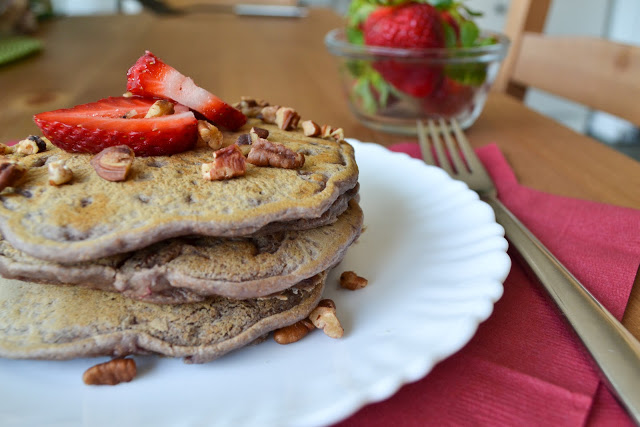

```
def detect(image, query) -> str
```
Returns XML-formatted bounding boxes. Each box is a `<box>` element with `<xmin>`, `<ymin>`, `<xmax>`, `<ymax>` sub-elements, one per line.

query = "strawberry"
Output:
<box><xmin>126</xmin><ymin>51</ymin><xmax>246</xmax><ymax>131</ymax></box>
<box><xmin>363</xmin><ymin>2</ymin><xmax>445</xmax><ymax>97</ymax></box>
<box><xmin>34</xmin><ymin>96</ymin><xmax>199</xmax><ymax>156</ymax></box>
<box><xmin>421</xmin><ymin>77</ymin><xmax>475</xmax><ymax>117</ymax></box>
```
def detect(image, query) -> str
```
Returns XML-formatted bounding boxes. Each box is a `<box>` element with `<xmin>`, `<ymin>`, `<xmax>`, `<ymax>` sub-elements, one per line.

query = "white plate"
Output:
<box><xmin>0</xmin><ymin>140</ymin><xmax>510</xmax><ymax>427</ymax></box>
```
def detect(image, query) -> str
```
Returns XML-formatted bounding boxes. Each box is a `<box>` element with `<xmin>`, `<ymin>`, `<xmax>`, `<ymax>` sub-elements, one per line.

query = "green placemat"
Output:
<box><xmin>0</xmin><ymin>35</ymin><xmax>42</xmax><ymax>66</ymax></box>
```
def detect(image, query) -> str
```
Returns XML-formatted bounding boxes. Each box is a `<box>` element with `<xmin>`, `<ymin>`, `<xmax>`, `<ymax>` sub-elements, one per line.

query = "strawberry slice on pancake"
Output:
<box><xmin>34</xmin><ymin>96</ymin><xmax>198</xmax><ymax>157</ymax></box>
<box><xmin>126</xmin><ymin>51</ymin><xmax>246</xmax><ymax>130</ymax></box>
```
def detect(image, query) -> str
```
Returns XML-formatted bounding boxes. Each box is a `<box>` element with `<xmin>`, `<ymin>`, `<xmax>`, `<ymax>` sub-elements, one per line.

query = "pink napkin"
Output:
<box><xmin>336</xmin><ymin>143</ymin><xmax>639</xmax><ymax>426</ymax></box>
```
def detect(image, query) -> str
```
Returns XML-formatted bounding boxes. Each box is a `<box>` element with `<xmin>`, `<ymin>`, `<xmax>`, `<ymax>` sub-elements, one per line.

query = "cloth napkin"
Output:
<box><xmin>336</xmin><ymin>142</ymin><xmax>639</xmax><ymax>426</ymax></box>
<box><xmin>0</xmin><ymin>36</ymin><xmax>41</xmax><ymax>66</ymax></box>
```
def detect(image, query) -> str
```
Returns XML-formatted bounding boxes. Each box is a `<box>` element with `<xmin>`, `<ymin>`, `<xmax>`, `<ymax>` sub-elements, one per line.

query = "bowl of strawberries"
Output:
<box><xmin>325</xmin><ymin>0</ymin><xmax>509</xmax><ymax>135</ymax></box>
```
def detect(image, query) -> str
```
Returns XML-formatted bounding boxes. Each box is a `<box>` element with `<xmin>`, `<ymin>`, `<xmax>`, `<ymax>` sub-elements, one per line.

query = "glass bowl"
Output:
<box><xmin>325</xmin><ymin>28</ymin><xmax>510</xmax><ymax>135</ymax></box>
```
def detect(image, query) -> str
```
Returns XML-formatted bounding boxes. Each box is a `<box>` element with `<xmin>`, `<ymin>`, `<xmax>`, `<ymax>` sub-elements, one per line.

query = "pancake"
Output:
<box><xmin>0</xmin><ymin>201</ymin><xmax>363</xmax><ymax>303</ymax></box>
<box><xmin>0</xmin><ymin>271</ymin><xmax>326</xmax><ymax>364</ymax></box>
<box><xmin>0</xmin><ymin>119</ymin><xmax>358</xmax><ymax>263</ymax></box>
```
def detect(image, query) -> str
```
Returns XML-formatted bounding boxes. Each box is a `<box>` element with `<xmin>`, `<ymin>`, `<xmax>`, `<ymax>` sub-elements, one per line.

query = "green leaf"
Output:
<box><xmin>429</xmin><ymin>0</ymin><xmax>454</xmax><ymax>9</ymax></box>
<box><xmin>443</xmin><ymin>22</ymin><xmax>458</xmax><ymax>48</ymax></box>
<box><xmin>346</xmin><ymin>27</ymin><xmax>365</xmax><ymax>44</ymax></box>
<box><xmin>445</xmin><ymin>63</ymin><xmax>487</xmax><ymax>86</ymax></box>
<box><xmin>353</xmin><ymin>78</ymin><xmax>378</xmax><ymax>114</ymax></box>
<box><xmin>460</xmin><ymin>20</ymin><xmax>479</xmax><ymax>47</ymax></box>
<box><xmin>461</xmin><ymin>4</ymin><xmax>483</xmax><ymax>17</ymax></box>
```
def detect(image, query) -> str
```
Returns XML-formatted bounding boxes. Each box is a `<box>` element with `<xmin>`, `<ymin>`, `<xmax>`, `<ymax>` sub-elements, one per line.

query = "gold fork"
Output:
<box><xmin>418</xmin><ymin>118</ymin><xmax>640</xmax><ymax>423</ymax></box>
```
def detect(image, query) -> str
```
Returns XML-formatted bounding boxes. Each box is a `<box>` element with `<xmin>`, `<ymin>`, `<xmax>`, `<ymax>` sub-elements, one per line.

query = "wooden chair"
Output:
<box><xmin>493</xmin><ymin>0</ymin><xmax>640</xmax><ymax>127</ymax></box>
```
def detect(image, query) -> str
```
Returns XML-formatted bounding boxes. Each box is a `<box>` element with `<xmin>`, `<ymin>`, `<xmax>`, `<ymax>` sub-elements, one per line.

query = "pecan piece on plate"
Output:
<box><xmin>273</xmin><ymin>319</ymin><xmax>315</xmax><ymax>345</ymax></box>
<box><xmin>308</xmin><ymin>299</ymin><xmax>344</xmax><ymax>339</ymax></box>
<box><xmin>83</xmin><ymin>358</ymin><xmax>137</xmax><ymax>386</ymax></box>
<box><xmin>339</xmin><ymin>271</ymin><xmax>368</xmax><ymax>290</ymax></box>
<box><xmin>202</xmin><ymin>144</ymin><xmax>246</xmax><ymax>181</ymax></box>
<box><xmin>91</xmin><ymin>145</ymin><xmax>135</xmax><ymax>182</ymax></box>
<box><xmin>247</xmin><ymin>138</ymin><xmax>304</xmax><ymax>169</ymax></box>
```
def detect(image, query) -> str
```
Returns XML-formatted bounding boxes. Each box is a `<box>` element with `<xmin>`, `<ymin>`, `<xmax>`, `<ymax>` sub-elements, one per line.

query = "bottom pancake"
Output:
<box><xmin>0</xmin><ymin>271</ymin><xmax>325</xmax><ymax>364</ymax></box>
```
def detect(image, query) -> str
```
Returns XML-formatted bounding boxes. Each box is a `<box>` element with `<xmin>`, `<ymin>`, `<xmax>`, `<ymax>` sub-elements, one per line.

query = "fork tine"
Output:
<box><xmin>426</xmin><ymin>119</ymin><xmax>454</xmax><ymax>175</ymax></box>
<box><xmin>438</xmin><ymin>118</ymin><xmax>468</xmax><ymax>175</ymax></box>
<box><xmin>417</xmin><ymin>120</ymin><xmax>436</xmax><ymax>166</ymax></box>
<box><xmin>450</xmin><ymin>119</ymin><xmax>486</xmax><ymax>174</ymax></box>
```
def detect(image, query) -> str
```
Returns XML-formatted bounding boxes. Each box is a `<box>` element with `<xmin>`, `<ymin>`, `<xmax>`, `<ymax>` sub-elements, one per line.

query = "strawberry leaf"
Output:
<box><xmin>460</xmin><ymin>20</ymin><xmax>479</xmax><ymax>47</ymax></box>
<box><xmin>443</xmin><ymin>22</ymin><xmax>457</xmax><ymax>48</ymax></box>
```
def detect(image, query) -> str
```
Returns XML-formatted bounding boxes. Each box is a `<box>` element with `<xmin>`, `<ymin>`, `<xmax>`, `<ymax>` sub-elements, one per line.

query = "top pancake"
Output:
<box><xmin>0</xmin><ymin>119</ymin><xmax>358</xmax><ymax>263</ymax></box>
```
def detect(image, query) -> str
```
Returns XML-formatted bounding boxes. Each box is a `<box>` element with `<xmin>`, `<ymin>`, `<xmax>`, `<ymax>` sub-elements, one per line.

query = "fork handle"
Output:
<box><xmin>484</xmin><ymin>195</ymin><xmax>640</xmax><ymax>423</ymax></box>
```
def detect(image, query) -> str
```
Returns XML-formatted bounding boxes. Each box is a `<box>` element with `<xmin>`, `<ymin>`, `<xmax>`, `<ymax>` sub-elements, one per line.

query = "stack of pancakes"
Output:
<box><xmin>0</xmin><ymin>118</ymin><xmax>362</xmax><ymax>363</ymax></box>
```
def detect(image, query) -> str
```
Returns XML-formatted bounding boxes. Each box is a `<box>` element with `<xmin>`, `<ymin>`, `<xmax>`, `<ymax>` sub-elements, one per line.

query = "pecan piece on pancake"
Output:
<box><xmin>330</xmin><ymin>127</ymin><xmax>345</xmax><ymax>141</ymax></box>
<box><xmin>83</xmin><ymin>358</ymin><xmax>137</xmax><ymax>386</ymax></box>
<box><xmin>15</xmin><ymin>135</ymin><xmax>47</xmax><ymax>155</ymax></box>
<box><xmin>48</xmin><ymin>160</ymin><xmax>73</xmax><ymax>186</ymax></box>
<box><xmin>308</xmin><ymin>299</ymin><xmax>343</xmax><ymax>339</ymax></box>
<box><xmin>339</xmin><ymin>271</ymin><xmax>368</xmax><ymax>290</ymax></box>
<box><xmin>201</xmin><ymin>144</ymin><xmax>246</xmax><ymax>180</ymax></box>
<box><xmin>250</xmin><ymin>126</ymin><xmax>269</xmax><ymax>142</ymax></box>
<box><xmin>91</xmin><ymin>145</ymin><xmax>134</xmax><ymax>182</ymax></box>
<box><xmin>144</xmin><ymin>99</ymin><xmax>174</xmax><ymax>118</ymax></box>
<box><xmin>197</xmin><ymin>120</ymin><xmax>224</xmax><ymax>150</ymax></box>
<box><xmin>247</xmin><ymin>138</ymin><xmax>305</xmax><ymax>169</ymax></box>
<box><xmin>273</xmin><ymin>319</ymin><xmax>315</xmax><ymax>345</ymax></box>
<box><xmin>275</xmin><ymin>107</ymin><xmax>300</xmax><ymax>131</ymax></box>
<box><xmin>301</xmin><ymin>120</ymin><xmax>321</xmax><ymax>137</ymax></box>
<box><xmin>259</xmin><ymin>105</ymin><xmax>280</xmax><ymax>124</ymax></box>
<box><xmin>233</xmin><ymin>97</ymin><xmax>269</xmax><ymax>117</ymax></box>
<box><xmin>0</xmin><ymin>159</ymin><xmax>27</xmax><ymax>191</ymax></box>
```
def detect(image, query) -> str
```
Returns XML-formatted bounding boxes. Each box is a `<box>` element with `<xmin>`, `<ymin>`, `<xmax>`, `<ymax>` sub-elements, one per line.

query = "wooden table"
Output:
<box><xmin>1</xmin><ymin>8</ymin><xmax>639</xmax><ymax>334</ymax></box>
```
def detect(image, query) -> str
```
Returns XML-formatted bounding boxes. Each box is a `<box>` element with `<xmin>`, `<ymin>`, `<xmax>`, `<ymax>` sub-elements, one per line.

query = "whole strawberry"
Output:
<box><xmin>363</xmin><ymin>3</ymin><xmax>445</xmax><ymax>50</ymax></box>
<box><xmin>421</xmin><ymin>77</ymin><xmax>475</xmax><ymax>116</ymax></box>
<box><xmin>363</xmin><ymin>2</ymin><xmax>445</xmax><ymax>97</ymax></box>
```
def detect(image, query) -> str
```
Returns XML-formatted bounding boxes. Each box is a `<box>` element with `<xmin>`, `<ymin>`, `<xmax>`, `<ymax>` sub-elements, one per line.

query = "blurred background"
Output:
<box><xmin>3</xmin><ymin>0</ymin><xmax>640</xmax><ymax>159</ymax></box>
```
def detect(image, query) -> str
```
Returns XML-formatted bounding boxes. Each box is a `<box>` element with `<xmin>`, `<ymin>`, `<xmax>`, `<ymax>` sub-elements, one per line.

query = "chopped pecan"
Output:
<box><xmin>250</xmin><ymin>126</ymin><xmax>269</xmax><ymax>142</ymax></box>
<box><xmin>275</xmin><ymin>107</ymin><xmax>300</xmax><ymax>131</ymax></box>
<box><xmin>273</xmin><ymin>319</ymin><xmax>315</xmax><ymax>345</ymax></box>
<box><xmin>233</xmin><ymin>97</ymin><xmax>269</xmax><ymax>117</ymax></box>
<box><xmin>0</xmin><ymin>143</ymin><xmax>12</xmax><ymax>155</ymax></box>
<box><xmin>301</xmin><ymin>120</ymin><xmax>321</xmax><ymax>137</ymax></box>
<box><xmin>145</xmin><ymin>100</ymin><xmax>174</xmax><ymax>118</ymax></box>
<box><xmin>202</xmin><ymin>144</ymin><xmax>246</xmax><ymax>180</ymax></box>
<box><xmin>330</xmin><ymin>127</ymin><xmax>345</xmax><ymax>141</ymax></box>
<box><xmin>321</xmin><ymin>125</ymin><xmax>333</xmax><ymax>138</ymax></box>
<box><xmin>82</xmin><ymin>358</ymin><xmax>137</xmax><ymax>386</ymax></box>
<box><xmin>91</xmin><ymin>145</ymin><xmax>135</xmax><ymax>182</ymax></box>
<box><xmin>259</xmin><ymin>105</ymin><xmax>280</xmax><ymax>124</ymax></box>
<box><xmin>48</xmin><ymin>160</ymin><xmax>73</xmax><ymax>186</ymax></box>
<box><xmin>197</xmin><ymin>120</ymin><xmax>224</xmax><ymax>150</ymax></box>
<box><xmin>236</xmin><ymin>134</ymin><xmax>252</xmax><ymax>146</ymax></box>
<box><xmin>247</xmin><ymin>138</ymin><xmax>305</xmax><ymax>169</ymax></box>
<box><xmin>122</xmin><ymin>91</ymin><xmax>134</xmax><ymax>98</ymax></box>
<box><xmin>122</xmin><ymin>109</ymin><xmax>138</xmax><ymax>119</ymax></box>
<box><xmin>15</xmin><ymin>135</ymin><xmax>47</xmax><ymax>155</ymax></box>
<box><xmin>0</xmin><ymin>159</ymin><xmax>27</xmax><ymax>191</ymax></box>
<box><xmin>339</xmin><ymin>271</ymin><xmax>368</xmax><ymax>290</ymax></box>
<box><xmin>308</xmin><ymin>299</ymin><xmax>344</xmax><ymax>339</ymax></box>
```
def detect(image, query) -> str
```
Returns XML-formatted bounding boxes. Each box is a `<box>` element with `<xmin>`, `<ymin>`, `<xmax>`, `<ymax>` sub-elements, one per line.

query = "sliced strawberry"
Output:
<box><xmin>127</xmin><ymin>51</ymin><xmax>246</xmax><ymax>130</ymax></box>
<box><xmin>34</xmin><ymin>97</ymin><xmax>198</xmax><ymax>157</ymax></box>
